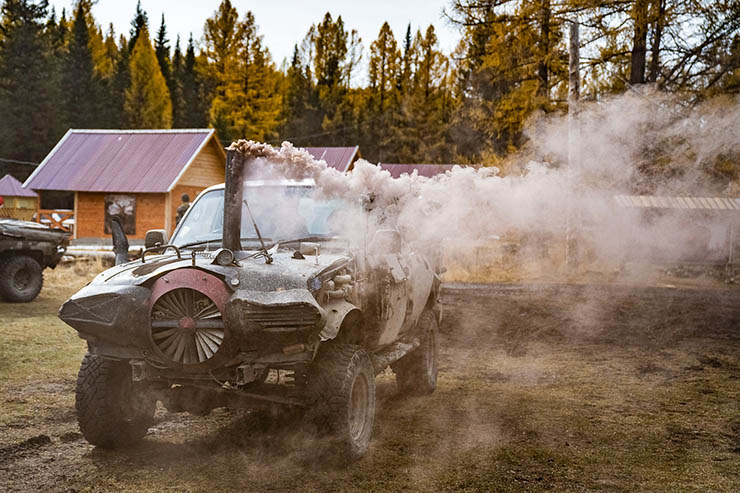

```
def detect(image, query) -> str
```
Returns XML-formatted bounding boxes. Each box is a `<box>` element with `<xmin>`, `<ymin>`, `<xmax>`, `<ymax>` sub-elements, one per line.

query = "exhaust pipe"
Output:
<box><xmin>223</xmin><ymin>149</ymin><xmax>244</xmax><ymax>252</ymax></box>
<box><xmin>110</xmin><ymin>217</ymin><xmax>129</xmax><ymax>265</ymax></box>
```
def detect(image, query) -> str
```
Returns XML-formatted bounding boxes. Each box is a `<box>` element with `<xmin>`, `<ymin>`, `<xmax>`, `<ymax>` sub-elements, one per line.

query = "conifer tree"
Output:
<box><xmin>99</xmin><ymin>24</ymin><xmax>118</xmax><ymax>79</ymax></box>
<box><xmin>111</xmin><ymin>35</ymin><xmax>130</xmax><ymax>127</ymax></box>
<box><xmin>204</xmin><ymin>2</ymin><xmax>280</xmax><ymax>141</ymax></box>
<box><xmin>170</xmin><ymin>35</ymin><xmax>186</xmax><ymax>127</ymax></box>
<box><xmin>62</xmin><ymin>1</ymin><xmax>102</xmax><ymax>128</ymax></box>
<box><xmin>399</xmin><ymin>23</ymin><xmax>414</xmax><ymax>93</ymax></box>
<box><xmin>0</xmin><ymin>0</ymin><xmax>59</xmax><ymax>161</ymax></box>
<box><xmin>203</xmin><ymin>0</ymin><xmax>241</xmax><ymax>139</ymax></box>
<box><xmin>128</xmin><ymin>0</ymin><xmax>148</xmax><ymax>51</ymax></box>
<box><xmin>45</xmin><ymin>6</ymin><xmax>67</xmax><ymax>137</ymax></box>
<box><xmin>345</xmin><ymin>29</ymin><xmax>362</xmax><ymax>88</ymax></box>
<box><xmin>231</xmin><ymin>11</ymin><xmax>281</xmax><ymax>141</ymax></box>
<box><xmin>181</xmin><ymin>34</ymin><xmax>208</xmax><ymax>127</ymax></box>
<box><xmin>154</xmin><ymin>14</ymin><xmax>172</xmax><ymax>90</ymax></box>
<box><xmin>312</xmin><ymin>13</ymin><xmax>351</xmax><ymax>144</ymax></box>
<box><xmin>396</xmin><ymin>25</ymin><xmax>453</xmax><ymax>163</ymax></box>
<box><xmin>366</xmin><ymin>22</ymin><xmax>401</xmax><ymax>161</ymax></box>
<box><xmin>280</xmin><ymin>44</ymin><xmax>317</xmax><ymax>141</ymax></box>
<box><xmin>125</xmin><ymin>25</ymin><xmax>172</xmax><ymax>128</ymax></box>
<box><xmin>95</xmin><ymin>24</ymin><xmax>120</xmax><ymax>127</ymax></box>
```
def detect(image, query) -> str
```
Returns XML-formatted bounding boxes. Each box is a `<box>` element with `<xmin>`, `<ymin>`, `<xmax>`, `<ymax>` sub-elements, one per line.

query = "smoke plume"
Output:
<box><xmin>229</xmin><ymin>91</ymin><xmax>740</xmax><ymax>276</ymax></box>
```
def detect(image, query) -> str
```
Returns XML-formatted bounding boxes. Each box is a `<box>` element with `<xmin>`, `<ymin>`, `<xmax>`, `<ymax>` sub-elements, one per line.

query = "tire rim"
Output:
<box><xmin>349</xmin><ymin>373</ymin><xmax>369</xmax><ymax>442</ymax></box>
<box><xmin>13</xmin><ymin>267</ymin><xmax>31</xmax><ymax>292</ymax></box>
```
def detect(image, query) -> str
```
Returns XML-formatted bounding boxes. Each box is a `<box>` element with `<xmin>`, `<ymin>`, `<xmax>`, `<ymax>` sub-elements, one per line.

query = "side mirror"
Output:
<box><xmin>144</xmin><ymin>229</ymin><xmax>168</xmax><ymax>249</ymax></box>
<box><xmin>370</xmin><ymin>229</ymin><xmax>402</xmax><ymax>254</ymax></box>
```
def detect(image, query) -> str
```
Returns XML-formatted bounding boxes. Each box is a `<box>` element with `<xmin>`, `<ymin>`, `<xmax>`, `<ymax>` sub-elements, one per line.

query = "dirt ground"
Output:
<box><xmin>1</xmin><ymin>267</ymin><xmax>739</xmax><ymax>492</ymax></box>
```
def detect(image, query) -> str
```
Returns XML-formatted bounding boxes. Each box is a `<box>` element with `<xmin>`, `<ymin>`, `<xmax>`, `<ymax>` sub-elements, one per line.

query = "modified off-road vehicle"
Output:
<box><xmin>59</xmin><ymin>150</ymin><xmax>442</xmax><ymax>458</ymax></box>
<box><xmin>0</xmin><ymin>218</ymin><xmax>70</xmax><ymax>302</ymax></box>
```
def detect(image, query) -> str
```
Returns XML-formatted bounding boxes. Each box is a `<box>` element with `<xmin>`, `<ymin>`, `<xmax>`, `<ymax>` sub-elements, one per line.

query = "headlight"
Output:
<box><xmin>212</xmin><ymin>248</ymin><xmax>234</xmax><ymax>266</ymax></box>
<box><xmin>308</xmin><ymin>276</ymin><xmax>322</xmax><ymax>292</ymax></box>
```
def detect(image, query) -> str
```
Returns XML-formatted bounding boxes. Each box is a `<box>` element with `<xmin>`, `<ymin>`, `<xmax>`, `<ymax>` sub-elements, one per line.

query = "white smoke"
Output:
<box><xmin>229</xmin><ymin>91</ymin><xmax>740</xmax><ymax>275</ymax></box>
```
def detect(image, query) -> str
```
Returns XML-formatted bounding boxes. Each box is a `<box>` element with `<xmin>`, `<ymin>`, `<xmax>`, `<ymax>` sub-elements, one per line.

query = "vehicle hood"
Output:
<box><xmin>89</xmin><ymin>249</ymin><xmax>352</xmax><ymax>291</ymax></box>
<box><xmin>0</xmin><ymin>218</ymin><xmax>70</xmax><ymax>242</ymax></box>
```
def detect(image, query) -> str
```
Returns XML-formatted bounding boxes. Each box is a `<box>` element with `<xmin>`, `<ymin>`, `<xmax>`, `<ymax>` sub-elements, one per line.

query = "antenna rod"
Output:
<box><xmin>243</xmin><ymin>198</ymin><xmax>273</xmax><ymax>264</ymax></box>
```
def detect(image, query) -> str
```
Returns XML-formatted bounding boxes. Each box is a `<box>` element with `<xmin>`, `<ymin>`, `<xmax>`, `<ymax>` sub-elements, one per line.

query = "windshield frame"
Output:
<box><xmin>170</xmin><ymin>182</ymin><xmax>349</xmax><ymax>249</ymax></box>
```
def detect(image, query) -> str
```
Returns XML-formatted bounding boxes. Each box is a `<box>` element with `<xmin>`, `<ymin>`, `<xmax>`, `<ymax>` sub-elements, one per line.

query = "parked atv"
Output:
<box><xmin>0</xmin><ymin>218</ymin><xmax>70</xmax><ymax>302</ymax></box>
<box><xmin>59</xmin><ymin>150</ymin><xmax>443</xmax><ymax>459</ymax></box>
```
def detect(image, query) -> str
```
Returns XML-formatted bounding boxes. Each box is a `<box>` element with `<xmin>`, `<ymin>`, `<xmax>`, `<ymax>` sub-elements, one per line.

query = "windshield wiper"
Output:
<box><xmin>177</xmin><ymin>239</ymin><xmax>221</xmax><ymax>250</ymax></box>
<box><xmin>278</xmin><ymin>236</ymin><xmax>335</xmax><ymax>245</ymax></box>
<box><xmin>242</xmin><ymin>199</ymin><xmax>272</xmax><ymax>264</ymax></box>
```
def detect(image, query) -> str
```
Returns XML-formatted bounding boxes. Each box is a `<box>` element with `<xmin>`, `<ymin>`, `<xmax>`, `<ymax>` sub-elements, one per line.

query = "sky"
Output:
<box><xmin>47</xmin><ymin>0</ymin><xmax>461</xmax><ymax>69</ymax></box>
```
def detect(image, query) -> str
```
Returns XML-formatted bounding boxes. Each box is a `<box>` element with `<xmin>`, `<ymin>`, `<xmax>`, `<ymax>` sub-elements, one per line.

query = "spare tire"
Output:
<box><xmin>0</xmin><ymin>255</ymin><xmax>43</xmax><ymax>302</ymax></box>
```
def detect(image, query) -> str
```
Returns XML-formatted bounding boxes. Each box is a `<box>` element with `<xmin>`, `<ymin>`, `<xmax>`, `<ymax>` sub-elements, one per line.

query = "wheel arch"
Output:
<box><xmin>319</xmin><ymin>300</ymin><xmax>364</xmax><ymax>345</ymax></box>
<box><xmin>0</xmin><ymin>249</ymin><xmax>43</xmax><ymax>265</ymax></box>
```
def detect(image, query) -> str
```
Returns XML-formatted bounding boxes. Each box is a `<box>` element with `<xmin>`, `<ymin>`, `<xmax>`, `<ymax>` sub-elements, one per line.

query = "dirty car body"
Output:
<box><xmin>60</xmin><ymin>150</ymin><xmax>443</xmax><ymax>457</ymax></box>
<box><xmin>0</xmin><ymin>218</ymin><xmax>70</xmax><ymax>302</ymax></box>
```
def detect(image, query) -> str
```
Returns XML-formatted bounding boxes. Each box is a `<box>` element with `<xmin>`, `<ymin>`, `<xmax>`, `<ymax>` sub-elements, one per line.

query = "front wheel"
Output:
<box><xmin>75</xmin><ymin>353</ymin><xmax>156</xmax><ymax>448</ymax></box>
<box><xmin>0</xmin><ymin>255</ymin><xmax>43</xmax><ymax>302</ymax></box>
<box><xmin>307</xmin><ymin>344</ymin><xmax>376</xmax><ymax>460</ymax></box>
<box><xmin>393</xmin><ymin>309</ymin><xmax>439</xmax><ymax>395</ymax></box>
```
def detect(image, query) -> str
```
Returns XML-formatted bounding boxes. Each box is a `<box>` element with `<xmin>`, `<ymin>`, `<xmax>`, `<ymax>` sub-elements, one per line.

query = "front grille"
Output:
<box><xmin>244</xmin><ymin>303</ymin><xmax>321</xmax><ymax>332</ymax></box>
<box><xmin>150</xmin><ymin>288</ymin><xmax>225</xmax><ymax>365</ymax></box>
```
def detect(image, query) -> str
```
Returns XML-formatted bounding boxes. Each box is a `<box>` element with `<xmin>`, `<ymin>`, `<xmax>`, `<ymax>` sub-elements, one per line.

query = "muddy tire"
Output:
<box><xmin>0</xmin><ymin>255</ymin><xmax>43</xmax><ymax>302</ymax></box>
<box><xmin>394</xmin><ymin>309</ymin><xmax>439</xmax><ymax>395</ymax></box>
<box><xmin>307</xmin><ymin>344</ymin><xmax>376</xmax><ymax>460</ymax></box>
<box><xmin>75</xmin><ymin>353</ymin><xmax>155</xmax><ymax>448</ymax></box>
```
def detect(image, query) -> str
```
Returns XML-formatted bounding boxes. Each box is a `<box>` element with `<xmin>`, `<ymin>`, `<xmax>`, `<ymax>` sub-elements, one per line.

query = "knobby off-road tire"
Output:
<box><xmin>394</xmin><ymin>309</ymin><xmax>439</xmax><ymax>395</ymax></box>
<box><xmin>307</xmin><ymin>343</ymin><xmax>376</xmax><ymax>460</ymax></box>
<box><xmin>0</xmin><ymin>255</ymin><xmax>43</xmax><ymax>302</ymax></box>
<box><xmin>75</xmin><ymin>353</ymin><xmax>156</xmax><ymax>448</ymax></box>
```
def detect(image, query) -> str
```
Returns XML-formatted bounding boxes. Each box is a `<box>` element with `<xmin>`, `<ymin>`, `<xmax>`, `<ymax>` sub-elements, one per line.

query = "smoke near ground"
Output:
<box><xmin>2</xmin><ymin>281</ymin><xmax>739</xmax><ymax>491</ymax></box>
<box><xmin>1</xmin><ymin>94</ymin><xmax>738</xmax><ymax>491</ymax></box>
<box><xmin>230</xmin><ymin>92</ymin><xmax>740</xmax><ymax>276</ymax></box>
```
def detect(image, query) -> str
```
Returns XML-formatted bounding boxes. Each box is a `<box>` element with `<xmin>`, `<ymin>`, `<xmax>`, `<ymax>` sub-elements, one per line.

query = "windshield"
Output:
<box><xmin>172</xmin><ymin>186</ymin><xmax>351</xmax><ymax>248</ymax></box>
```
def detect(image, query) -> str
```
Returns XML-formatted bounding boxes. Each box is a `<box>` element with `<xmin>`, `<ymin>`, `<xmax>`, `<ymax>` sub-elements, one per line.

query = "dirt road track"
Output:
<box><xmin>1</xmin><ymin>282</ymin><xmax>739</xmax><ymax>492</ymax></box>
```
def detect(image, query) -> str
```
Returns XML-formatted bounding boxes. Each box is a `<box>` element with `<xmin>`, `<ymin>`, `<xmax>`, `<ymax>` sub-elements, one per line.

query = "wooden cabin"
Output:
<box><xmin>24</xmin><ymin>129</ymin><xmax>226</xmax><ymax>241</ymax></box>
<box><xmin>0</xmin><ymin>174</ymin><xmax>38</xmax><ymax>221</ymax></box>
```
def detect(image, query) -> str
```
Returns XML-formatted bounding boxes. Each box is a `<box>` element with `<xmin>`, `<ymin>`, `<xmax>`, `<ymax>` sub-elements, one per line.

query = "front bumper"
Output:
<box><xmin>58</xmin><ymin>283</ymin><xmax>151</xmax><ymax>351</ymax></box>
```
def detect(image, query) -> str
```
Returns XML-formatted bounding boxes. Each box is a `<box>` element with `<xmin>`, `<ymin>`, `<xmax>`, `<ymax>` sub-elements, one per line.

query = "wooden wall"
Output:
<box><xmin>76</xmin><ymin>192</ymin><xmax>166</xmax><ymax>240</ymax></box>
<box><xmin>2</xmin><ymin>196</ymin><xmax>36</xmax><ymax>209</ymax></box>
<box><xmin>69</xmin><ymin>135</ymin><xmax>225</xmax><ymax>240</ymax></box>
<box><xmin>168</xmin><ymin>137</ymin><xmax>225</xmax><ymax>234</ymax></box>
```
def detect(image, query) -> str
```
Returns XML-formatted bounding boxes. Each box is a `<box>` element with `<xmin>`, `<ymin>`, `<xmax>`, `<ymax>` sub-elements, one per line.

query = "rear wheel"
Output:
<box><xmin>307</xmin><ymin>344</ymin><xmax>376</xmax><ymax>460</ymax></box>
<box><xmin>394</xmin><ymin>309</ymin><xmax>439</xmax><ymax>395</ymax></box>
<box><xmin>75</xmin><ymin>353</ymin><xmax>156</xmax><ymax>448</ymax></box>
<box><xmin>0</xmin><ymin>255</ymin><xmax>43</xmax><ymax>302</ymax></box>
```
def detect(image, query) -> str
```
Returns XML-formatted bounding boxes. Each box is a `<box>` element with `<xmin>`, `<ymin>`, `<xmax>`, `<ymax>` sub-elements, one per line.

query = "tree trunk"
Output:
<box><xmin>537</xmin><ymin>0</ymin><xmax>551</xmax><ymax>98</ymax></box>
<box><xmin>647</xmin><ymin>0</ymin><xmax>666</xmax><ymax>83</ymax></box>
<box><xmin>629</xmin><ymin>0</ymin><xmax>649</xmax><ymax>85</ymax></box>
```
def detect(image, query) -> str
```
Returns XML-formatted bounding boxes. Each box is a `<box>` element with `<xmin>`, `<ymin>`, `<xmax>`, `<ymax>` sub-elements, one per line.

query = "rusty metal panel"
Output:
<box><xmin>25</xmin><ymin>130</ymin><xmax>213</xmax><ymax>193</ymax></box>
<box><xmin>0</xmin><ymin>174</ymin><xmax>37</xmax><ymax>197</ymax></box>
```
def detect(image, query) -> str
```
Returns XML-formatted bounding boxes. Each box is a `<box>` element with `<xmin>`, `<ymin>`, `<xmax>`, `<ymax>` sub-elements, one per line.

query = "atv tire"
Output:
<box><xmin>75</xmin><ymin>353</ymin><xmax>155</xmax><ymax>448</ymax></box>
<box><xmin>307</xmin><ymin>343</ymin><xmax>376</xmax><ymax>460</ymax></box>
<box><xmin>393</xmin><ymin>309</ymin><xmax>439</xmax><ymax>395</ymax></box>
<box><xmin>0</xmin><ymin>255</ymin><xmax>43</xmax><ymax>302</ymax></box>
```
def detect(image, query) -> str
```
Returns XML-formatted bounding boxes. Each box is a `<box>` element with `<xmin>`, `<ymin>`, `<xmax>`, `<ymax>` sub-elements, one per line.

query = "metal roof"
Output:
<box><xmin>304</xmin><ymin>146</ymin><xmax>358</xmax><ymax>173</ymax></box>
<box><xmin>379</xmin><ymin>164</ymin><xmax>466</xmax><ymax>178</ymax></box>
<box><xmin>614</xmin><ymin>195</ymin><xmax>740</xmax><ymax>210</ymax></box>
<box><xmin>0</xmin><ymin>174</ymin><xmax>37</xmax><ymax>197</ymax></box>
<box><xmin>24</xmin><ymin>129</ymin><xmax>223</xmax><ymax>193</ymax></box>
